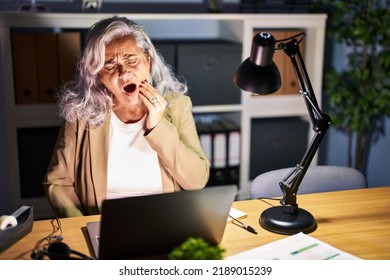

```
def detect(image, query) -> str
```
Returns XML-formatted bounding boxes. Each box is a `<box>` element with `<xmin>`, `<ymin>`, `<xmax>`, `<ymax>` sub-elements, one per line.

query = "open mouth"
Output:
<box><xmin>123</xmin><ymin>83</ymin><xmax>137</xmax><ymax>94</ymax></box>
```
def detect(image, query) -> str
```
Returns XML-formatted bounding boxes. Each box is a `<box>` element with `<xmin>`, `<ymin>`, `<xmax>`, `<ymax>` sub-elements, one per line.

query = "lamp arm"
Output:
<box><xmin>278</xmin><ymin>39</ymin><xmax>332</xmax><ymax>207</ymax></box>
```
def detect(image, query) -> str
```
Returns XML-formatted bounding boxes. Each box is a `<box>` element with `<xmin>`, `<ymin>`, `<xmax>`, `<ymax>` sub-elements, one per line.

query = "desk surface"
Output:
<box><xmin>1</xmin><ymin>186</ymin><xmax>390</xmax><ymax>260</ymax></box>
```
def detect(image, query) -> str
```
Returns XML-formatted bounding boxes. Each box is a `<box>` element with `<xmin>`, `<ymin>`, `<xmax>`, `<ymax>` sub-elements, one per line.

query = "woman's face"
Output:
<box><xmin>99</xmin><ymin>36</ymin><xmax>151</xmax><ymax>107</ymax></box>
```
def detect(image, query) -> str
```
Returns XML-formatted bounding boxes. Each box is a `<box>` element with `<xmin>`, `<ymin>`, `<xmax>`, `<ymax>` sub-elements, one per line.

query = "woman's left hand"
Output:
<box><xmin>139</xmin><ymin>80</ymin><xmax>168</xmax><ymax>130</ymax></box>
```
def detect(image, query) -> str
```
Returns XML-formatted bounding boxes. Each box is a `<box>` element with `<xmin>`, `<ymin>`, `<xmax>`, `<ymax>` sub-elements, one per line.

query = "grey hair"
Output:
<box><xmin>57</xmin><ymin>16</ymin><xmax>187</xmax><ymax>127</ymax></box>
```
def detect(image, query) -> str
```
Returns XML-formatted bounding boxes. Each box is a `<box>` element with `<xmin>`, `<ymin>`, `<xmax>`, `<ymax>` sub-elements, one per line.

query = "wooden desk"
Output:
<box><xmin>224</xmin><ymin>186</ymin><xmax>390</xmax><ymax>260</ymax></box>
<box><xmin>1</xmin><ymin>187</ymin><xmax>390</xmax><ymax>260</ymax></box>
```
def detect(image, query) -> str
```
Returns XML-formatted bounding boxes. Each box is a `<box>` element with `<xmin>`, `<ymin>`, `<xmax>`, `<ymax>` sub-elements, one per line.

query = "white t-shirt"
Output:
<box><xmin>106</xmin><ymin>111</ymin><xmax>162</xmax><ymax>199</ymax></box>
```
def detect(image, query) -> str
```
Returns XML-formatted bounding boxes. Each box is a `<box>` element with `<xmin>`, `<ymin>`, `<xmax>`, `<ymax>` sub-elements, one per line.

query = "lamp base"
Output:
<box><xmin>259</xmin><ymin>206</ymin><xmax>317</xmax><ymax>235</ymax></box>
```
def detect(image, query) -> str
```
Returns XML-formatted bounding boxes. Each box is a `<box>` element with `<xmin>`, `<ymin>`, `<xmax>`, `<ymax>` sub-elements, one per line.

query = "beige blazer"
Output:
<box><xmin>43</xmin><ymin>93</ymin><xmax>210</xmax><ymax>217</ymax></box>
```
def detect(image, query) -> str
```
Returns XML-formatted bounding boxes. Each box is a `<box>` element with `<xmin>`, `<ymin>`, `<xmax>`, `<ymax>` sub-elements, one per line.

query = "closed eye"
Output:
<box><xmin>103</xmin><ymin>59</ymin><xmax>117</xmax><ymax>73</ymax></box>
<box><xmin>104</xmin><ymin>65</ymin><xmax>116</xmax><ymax>71</ymax></box>
<box><xmin>126</xmin><ymin>58</ymin><xmax>137</xmax><ymax>66</ymax></box>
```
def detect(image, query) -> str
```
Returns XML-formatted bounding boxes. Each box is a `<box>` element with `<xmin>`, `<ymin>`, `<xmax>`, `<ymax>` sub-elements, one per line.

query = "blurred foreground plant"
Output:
<box><xmin>168</xmin><ymin>237</ymin><xmax>225</xmax><ymax>260</ymax></box>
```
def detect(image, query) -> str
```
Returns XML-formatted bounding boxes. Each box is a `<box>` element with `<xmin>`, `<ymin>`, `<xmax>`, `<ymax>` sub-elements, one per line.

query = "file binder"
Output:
<box><xmin>194</xmin><ymin>114</ymin><xmax>241</xmax><ymax>187</ymax></box>
<box><xmin>36</xmin><ymin>32</ymin><xmax>59</xmax><ymax>103</ymax></box>
<box><xmin>11</xmin><ymin>31</ymin><xmax>81</xmax><ymax>104</ymax></box>
<box><xmin>11</xmin><ymin>32</ymin><xmax>39</xmax><ymax>104</ymax></box>
<box><xmin>58</xmin><ymin>32</ymin><xmax>81</xmax><ymax>84</ymax></box>
<box><xmin>210</xmin><ymin>119</ymin><xmax>227</xmax><ymax>186</ymax></box>
<box><xmin>218</xmin><ymin>117</ymin><xmax>240</xmax><ymax>186</ymax></box>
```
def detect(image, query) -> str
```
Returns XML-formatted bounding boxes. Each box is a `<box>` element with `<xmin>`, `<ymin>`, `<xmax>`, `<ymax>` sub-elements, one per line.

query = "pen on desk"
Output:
<box><xmin>229</xmin><ymin>215</ymin><xmax>258</xmax><ymax>235</ymax></box>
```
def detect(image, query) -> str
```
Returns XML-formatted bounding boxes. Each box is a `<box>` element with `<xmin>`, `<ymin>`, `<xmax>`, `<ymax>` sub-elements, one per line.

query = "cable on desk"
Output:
<box><xmin>256</xmin><ymin>197</ymin><xmax>281</xmax><ymax>207</ymax></box>
<box><xmin>30</xmin><ymin>217</ymin><xmax>64</xmax><ymax>259</ymax></box>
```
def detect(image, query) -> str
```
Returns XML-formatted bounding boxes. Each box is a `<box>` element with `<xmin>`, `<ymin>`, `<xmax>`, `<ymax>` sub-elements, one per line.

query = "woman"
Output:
<box><xmin>43</xmin><ymin>16</ymin><xmax>210</xmax><ymax>217</ymax></box>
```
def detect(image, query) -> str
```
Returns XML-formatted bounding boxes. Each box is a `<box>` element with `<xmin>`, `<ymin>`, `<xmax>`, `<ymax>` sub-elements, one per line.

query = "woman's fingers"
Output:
<box><xmin>139</xmin><ymin>80</ymin><xmax>166</xmax><ymax>107</ymax></box>
<box><xmin>139</xmin><ymin>80</ymin><xmax>167</xmax><ymax>130</ymax></box>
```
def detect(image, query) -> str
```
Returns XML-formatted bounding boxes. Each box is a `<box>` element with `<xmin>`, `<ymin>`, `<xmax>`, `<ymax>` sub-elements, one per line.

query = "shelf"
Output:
<box><xmin>0</xmin><ymin>12</ymin><xmax>327</xmax><ymax>218</ymax></box>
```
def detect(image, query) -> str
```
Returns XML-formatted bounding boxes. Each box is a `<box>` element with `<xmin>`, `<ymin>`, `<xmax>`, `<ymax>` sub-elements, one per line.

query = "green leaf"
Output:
<box><xmin>168</xmin><ymin>237</ymin><xmax>225</xmax><ymax>260</ymax></box>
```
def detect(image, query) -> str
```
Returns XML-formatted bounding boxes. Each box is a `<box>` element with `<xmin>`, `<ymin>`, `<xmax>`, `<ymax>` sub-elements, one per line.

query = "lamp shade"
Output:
<box><xmin>233</xmin><ymin>32</ymin><xmax>281</xmax><ymax>95</ymax></box>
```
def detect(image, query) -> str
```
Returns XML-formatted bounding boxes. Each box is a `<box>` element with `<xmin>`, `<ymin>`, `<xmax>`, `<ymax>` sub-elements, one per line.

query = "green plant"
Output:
<box><xmin>311</xmin><ymin>0</ymin><xmax>390</xmax><ymax>171</ymax></box>
<box><xmin>168</xmin><ymin>237</ymin><xmax>225</xmax><ymax>260</ymax></box>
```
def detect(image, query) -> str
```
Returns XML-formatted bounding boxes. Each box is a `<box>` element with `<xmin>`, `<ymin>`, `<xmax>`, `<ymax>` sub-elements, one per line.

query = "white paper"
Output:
<box><xmin>226</xmin><ymin>232</ymin><xmax>361</xmax><ymax>260</ymax></box>
<box><xmin>227</xmin><ymin>207</ymin><xmax>247</xmax><ymax>222</ymax></box>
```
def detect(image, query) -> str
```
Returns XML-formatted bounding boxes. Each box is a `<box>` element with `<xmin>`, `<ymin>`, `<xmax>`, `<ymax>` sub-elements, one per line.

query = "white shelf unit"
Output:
<box><xmin>0</xmin><ymin>13</ymin><xmax>327</xmax><ymax>218</ymax></box>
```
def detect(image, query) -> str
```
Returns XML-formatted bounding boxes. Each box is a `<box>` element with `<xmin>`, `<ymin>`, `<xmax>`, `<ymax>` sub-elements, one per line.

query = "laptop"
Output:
<box><xmin>86</xmin><ymin>185</ymin><xmax>237</xmax><ymax>259</ymax></box>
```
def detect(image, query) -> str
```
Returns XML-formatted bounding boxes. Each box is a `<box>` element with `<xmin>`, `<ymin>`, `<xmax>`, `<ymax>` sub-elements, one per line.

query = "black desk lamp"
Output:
<box><xmin>234</xmin><ymin>32</ymin><xmax>331</xmax><ymax>235</ymax></box>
